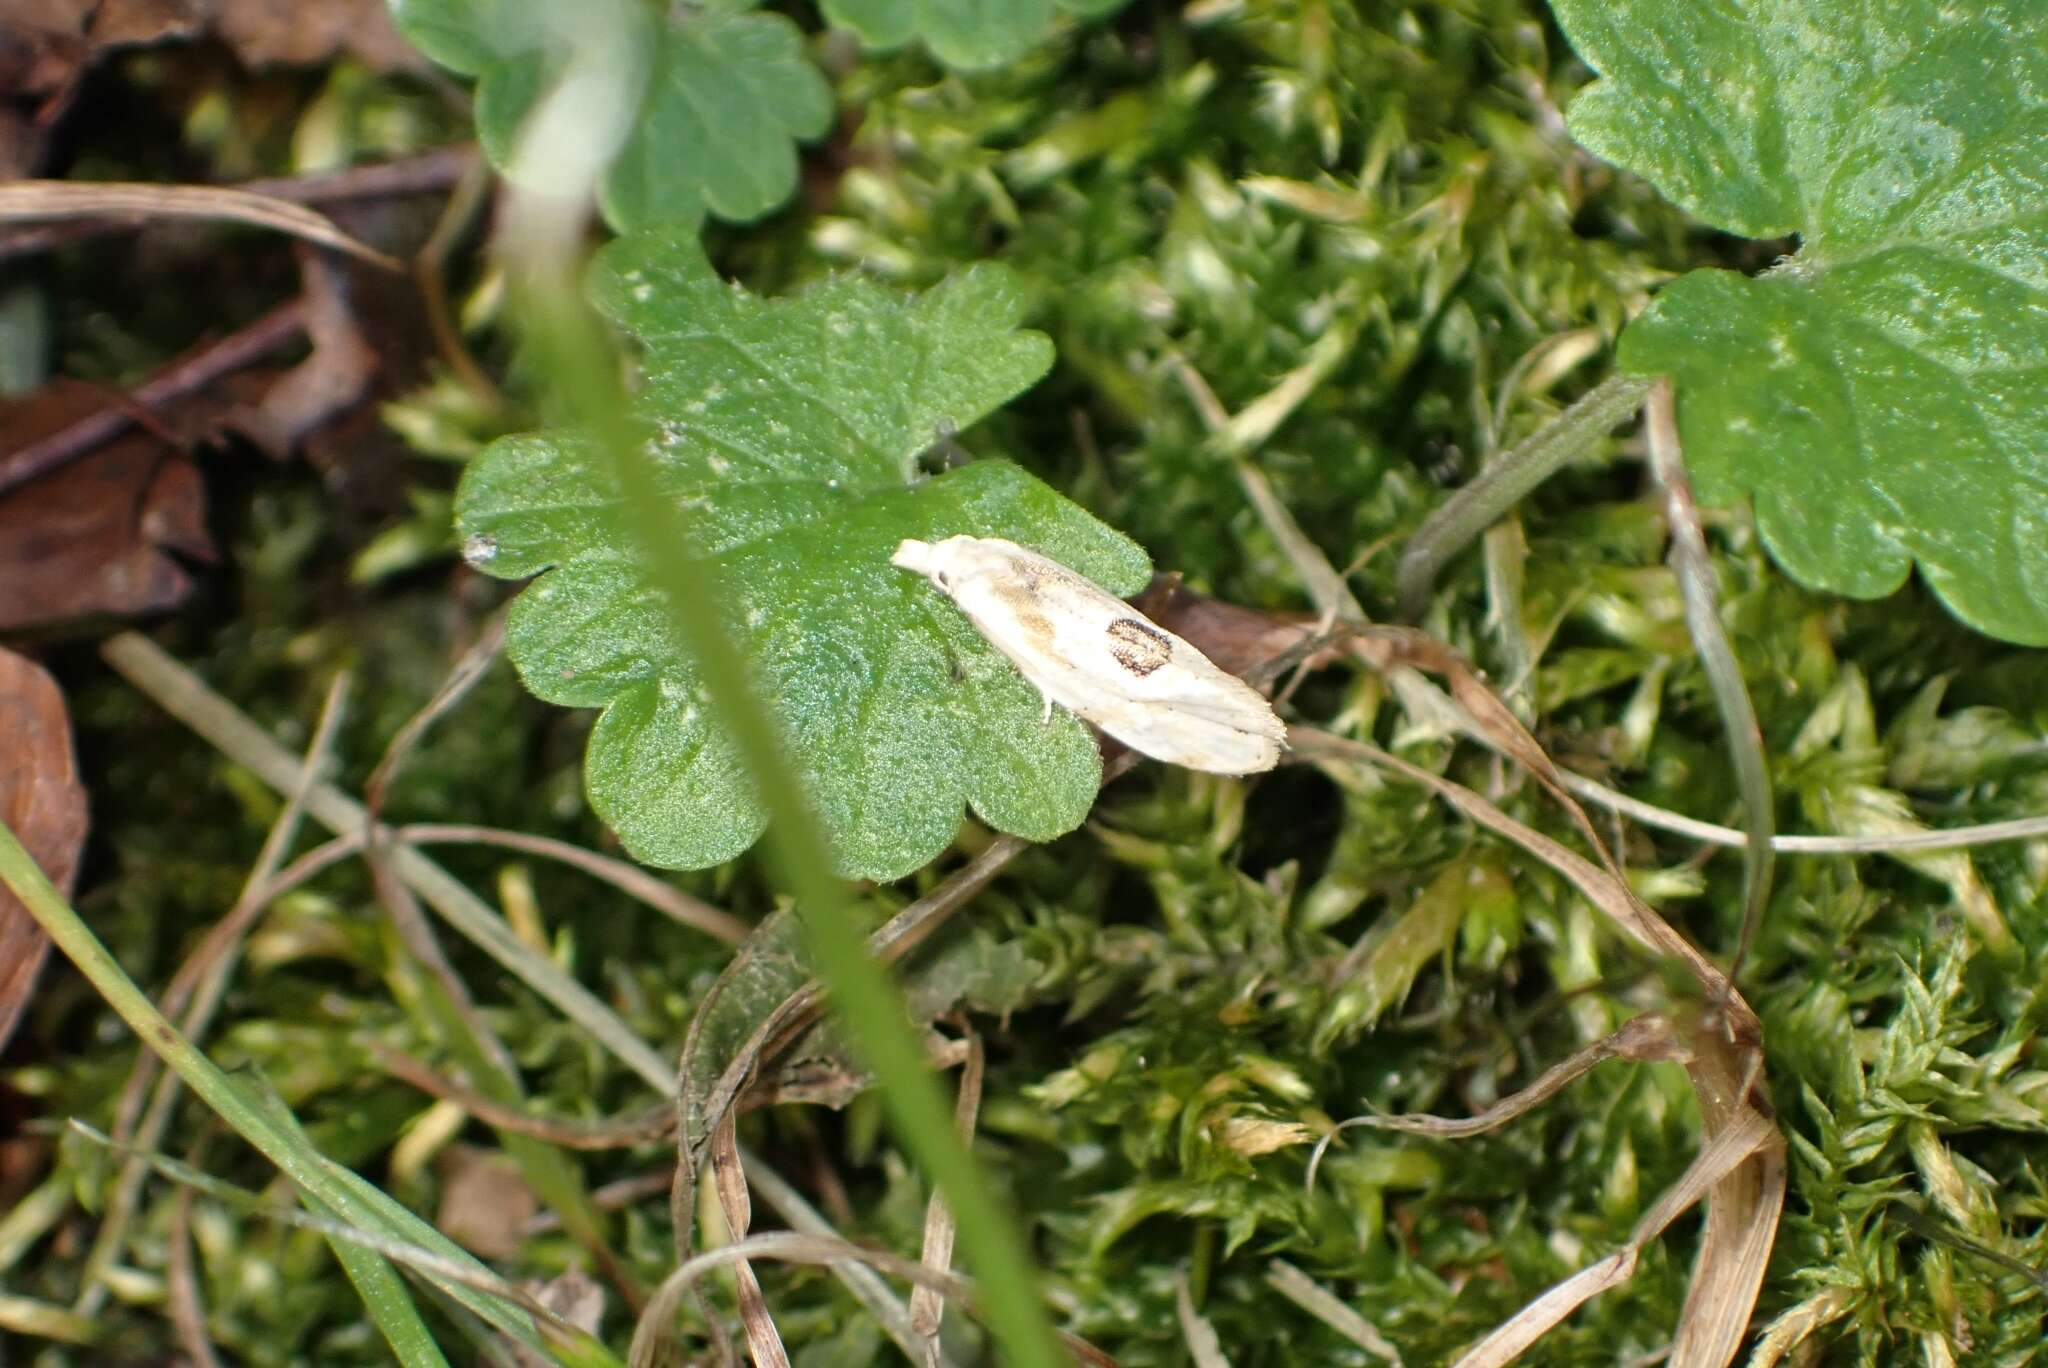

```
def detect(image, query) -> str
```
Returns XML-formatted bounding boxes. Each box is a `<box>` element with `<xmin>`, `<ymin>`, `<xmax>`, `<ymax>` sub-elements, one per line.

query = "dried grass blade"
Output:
<box><xmin>671</xmin><ymin>837</ymin><xmax>1028</xmax><ymax>1268</ymax></box>
<box><xmin>710</xmin><ymin>1114</ymin><xmax>789</xmax><ymax>1368</ymax></box>
<box><xmin>1290</xmin><ymin>727</ymin><xmax>1730</xmax><ymax>996</ymax></box>
<box><xmin>1170</xmin><ymin>351</ymin><xmax>1366</xmax><ymax>623</ymax></box>
<box><xmin>1234</xmin><ymin>457</ymin><xmax>1365</xmax><ymax>621</ymax></box>
<box><xmin>738</xmin><ymin>1153</ymin><xmax>933</xmax><ymax>1364</ymax></box>
<box><xmin>1745</xmin><ymin>1287</ymin><xmax>1857</xmax><ymax>1368</ymax></box>
<box><xmin>0</xmin><ymin>180</ymin><xmax>402</xmax><ymax>270</ymax></box>
<box><xmin>371</xmin><ymin>1046</ymin><xmax>672</xmax><ymax>1149</ymax></box>
<box><xmin>1450</xmin><ymin>1108</ymin><xmax>1774</xmax><ymax>1368</ymax></box>
<box><xmin>98</xmin><ymin>631</ymin><xmax>675</xmax><ymax>1089</ymax></box>
<box><xmin>1643</xmin><ymin>379</ymin><xmax>1776</xmax><ymax>981</ymax></box>
<box><xmin>1332</xmin><ymin>1013</ymin><xmax>1691</xmax><ymax>1142</ymax></box>
<box><xmin>358</xmin><ymin>619</ymin><xmax>636</xmax><ymax>1302</ymax></box>
<box><xmin>912</xmin><ymin>1031</ymin><xmax>986</xmax><ymax>1361</ymax></box>
<box><xmin>398</xmin><ymin>823</ymin><xmax>747</xmax><ymax>944</ymax></box>
<box><xmin>166</xmin><ymin>1168</ymin><xmax>222</xmax><ymax>1368</ymax></box>
<box><xmin>1343</xmin><ymin>628</ymin><xmax>1714</xmax><ymax>969</ymax></box>
<box><xmin>1292</xmin><ymin>718</ymin><xmax>1783</xmax><ymax>1364</ymax></box>
<box><xmin>1667</xmin><ymin>1016</ymin><xmax>1786</xmax><ymax>1368</ymax></box>
<box><xmin>632</xmin><ymin>1231</ymin><xmax>1113</xmax><ymax>1368</ymax></box>
<box><xmin>1261</xmin><ymin>1261</ymin><xmax>1401</xmax><ymax>1365</ymax></box>
<box><xmin>77</xmin><ymin>669</ymin><xmax>351</xmax><ymax>1317</ymax></box>
<box><xmin>364</xmin><ymin>610</ymin><xmax>508</xmax><ymax>820</ymax></box>
<box><xmin>1175</xmin><ymin>1274</ymin><xmax>1232</xmax><ymax>1368</ymax></box>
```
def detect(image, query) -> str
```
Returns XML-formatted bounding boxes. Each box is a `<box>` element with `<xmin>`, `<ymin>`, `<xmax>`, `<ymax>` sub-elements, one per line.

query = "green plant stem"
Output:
<box><xmin>510</xmin><ymin>274</ymin><xmax>1061</xmax><ymax>1368</ymax></box>
<box><xmin>1395</xmin><ymin>372</ymin><xmax>1651</xmax><ymax>620</ymax></box>
<box><xmin>1642</xmin><ymin>377</ymin><xmax>1777</xmax><ymax>976</ymax></box>
<box><xmin>0</xmin><ymin>817</ymin><xmax>532</xmax><ymax>1355</ymax></box>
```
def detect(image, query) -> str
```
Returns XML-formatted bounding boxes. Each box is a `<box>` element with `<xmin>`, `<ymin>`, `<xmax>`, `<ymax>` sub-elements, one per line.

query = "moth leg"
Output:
<box><xmin>1039</xmin><ymin>691</ymin><xmax>1053</xmax><ymax>725</ymax></box>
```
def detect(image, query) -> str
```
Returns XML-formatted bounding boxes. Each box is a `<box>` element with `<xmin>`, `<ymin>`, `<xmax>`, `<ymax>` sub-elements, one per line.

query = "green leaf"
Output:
<box><xmin>1553</xmin><ymin>0</ymin><xmax>2048</xmax><ymax>645</ymax></box>
<box><xmin>823</xmin><ymin>0</ymin><xmax>1133</xmax><ymax>69</ymax></box>
<box><xmin>821</xmin><ymin>0</ymin><xmax>916</xmax><ymax>50</ymax></box>
<box><xmin>389</xmin><ymin>0</ymin><xmax>830</xmax><ymax>230</ymax></box>
<box><xmin>456</xmin><ymin>230</ymin><xmax>1149</xmax><ymax>880</ymax></box>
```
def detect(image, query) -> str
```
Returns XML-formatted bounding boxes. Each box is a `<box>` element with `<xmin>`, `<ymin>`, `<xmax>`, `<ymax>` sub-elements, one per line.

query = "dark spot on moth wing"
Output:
<box><xmin>1106</xmin><ymin>617</ymin><xmax>1172</xmax><ymax>676</ymax></box>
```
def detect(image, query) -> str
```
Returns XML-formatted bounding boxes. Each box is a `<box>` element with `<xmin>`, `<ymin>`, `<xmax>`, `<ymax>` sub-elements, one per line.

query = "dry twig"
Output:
<box><xmin>166</xmin><ymin>1152</ymin><xmax>223</xmax><ymax>1368</ymax></box>
<box><xmin>0</xmin><ymin>302</ymin><xmax>306</xmax><ymax>498</ymax></box>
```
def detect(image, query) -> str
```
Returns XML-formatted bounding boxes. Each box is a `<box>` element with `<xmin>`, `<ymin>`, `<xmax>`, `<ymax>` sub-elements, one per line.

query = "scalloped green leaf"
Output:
<box><xmin>1553</xmin><ymin>0</ymin><xmax>2048</xmax><ymax>645</ymax></box>
<box><xmin>455</xmin><ymin>231</ymin><xmax>1150</xmax><ymax>880</ymax></box>
<box><xmin>389</xmin><ymin>0</ymin><xmax>830</xmax><ymax>231</ymax></box>
<box><xmin>822</xmin><ymin>0</ymin><xmax>1133</xmax><ymax>69</ymax></box>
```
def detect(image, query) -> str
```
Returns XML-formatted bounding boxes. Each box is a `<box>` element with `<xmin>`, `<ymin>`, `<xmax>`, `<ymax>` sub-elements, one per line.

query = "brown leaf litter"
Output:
<box><xmin>0</xmin><ymin>646</ymin><xmax>89</xmax><ymax>1053</ymax></box>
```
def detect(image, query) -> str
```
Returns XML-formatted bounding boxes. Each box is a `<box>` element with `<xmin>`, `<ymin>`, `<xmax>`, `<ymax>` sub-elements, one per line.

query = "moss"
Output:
<box><xmin>9</xmin><ymin>1</ymin><xmax>2046</xmax><ymax>1363</ymax></box>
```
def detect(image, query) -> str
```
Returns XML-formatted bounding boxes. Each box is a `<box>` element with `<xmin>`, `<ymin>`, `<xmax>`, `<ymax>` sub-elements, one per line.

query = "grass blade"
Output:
<box><xmin>0</xmin><ymin>817</ymin><xmax>539</xmax><ymax>1355</ymax></box>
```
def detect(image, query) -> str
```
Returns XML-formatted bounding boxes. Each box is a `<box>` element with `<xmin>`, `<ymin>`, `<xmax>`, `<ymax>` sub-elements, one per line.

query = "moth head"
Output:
<box><xmin>891</xmin><ymin>537</ymin><xmax>953</xmax><ymax>590</ymax></box>
<box><xmin>891</xmin><ymin>538</ymin><xmax>937</xmax><ymax>574</ymax></box>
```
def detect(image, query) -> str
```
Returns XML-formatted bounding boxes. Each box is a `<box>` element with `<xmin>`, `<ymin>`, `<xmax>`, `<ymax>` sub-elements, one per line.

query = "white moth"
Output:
<box><xmin>892</xmin><ymin>534</ymin><xmax>1286</xmax><ymax>775</ymax></box>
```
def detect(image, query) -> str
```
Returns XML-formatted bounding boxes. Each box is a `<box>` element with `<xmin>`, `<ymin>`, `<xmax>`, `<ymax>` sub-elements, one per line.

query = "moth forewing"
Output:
<box><xmin>893</xmin><ymin>535</ymin><xmax>1285</xmax><ymax>775</ymax></box>
<box><xmin>1088</xmin><ymin>693</ymin><xmax>1283</xmax><ymax>772</ymax></box>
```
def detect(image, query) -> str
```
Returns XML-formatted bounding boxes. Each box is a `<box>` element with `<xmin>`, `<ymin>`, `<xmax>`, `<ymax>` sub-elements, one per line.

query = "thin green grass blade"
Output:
<box><xmin>492</xmin><ymin>58</ymin><xmax>1063</xmax><ymax>1348</ymax></box>
<box><xmin>0</xmin><ymin>818</ymin><xmax>540</xmax><ymax>1355</ymax></box>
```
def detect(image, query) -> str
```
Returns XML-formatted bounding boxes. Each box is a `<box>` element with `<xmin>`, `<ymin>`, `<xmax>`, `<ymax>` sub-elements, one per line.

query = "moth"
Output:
<box><xmin>892</xmin><ymin>534</ymin><xmax>1286</xmax><ymax>774</ymax></box>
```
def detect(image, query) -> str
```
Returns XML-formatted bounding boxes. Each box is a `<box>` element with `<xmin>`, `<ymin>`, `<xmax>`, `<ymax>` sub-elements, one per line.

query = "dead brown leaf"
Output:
<box><xmin>0</xmin><ymin>0</ymin><xmax>418</xmax><ymax>88</ymax></box>
<box><xmin>0</xmin><ymin>1</ymin><xmax>197</xmax><ymax>105</ymax></box>
<box><xmin>1135</xmin><ymin>574</ymin><xmax>1342</xmax><ymax>685</ymax></box>
<box><xmin>0</xmin><ymin>379</ymin><xmax>217</xmax><ymax>630</ymax></box>
<box><xmin>0</xmin><ymin>245</ymin><xmax>385</xmax><ymax>631</ymax></box>
<box><xmin>436</xmin><ymin>1143</ymin><xmax>538</xmax><ymax>1260</ymax></box>
<box><xmin>0</xmin><ymin>301</ymin><xmax>304</xmax><ymax>500</ymax></box>
<box><xmin>510</xmin><ymin>1270</ymin><xmax>607</xmax><ymax>1368</ymax></box>
<box><xmin>207</xmin><ymin>0</ymin><xmax>422</xmax><ymax>71</ymax></box>
<box><xmin>0</xmin><ymin>0</ymin><xmax>419</xmax><ymax>175</ymax></box>
<box><xmin>0</xmin><ymin>646</ymin><xmax>89</xmax><ymax>1053</ymax></box>
<box><xmin>228</xmin><ymin>248</ymin><xmax>379</xmax><ymax>457</ymax></box>
<box><xmin>1</xmin><ymin>3</ymin><xmax>188</xmax><ymax>177</ymax></box>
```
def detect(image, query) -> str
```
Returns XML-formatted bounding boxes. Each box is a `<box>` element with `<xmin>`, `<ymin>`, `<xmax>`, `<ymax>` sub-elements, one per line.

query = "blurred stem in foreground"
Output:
<box><xmin>489</xmin><ymin>12</ymin><xmax>1061</xmax><ymax>1364</ymax></box>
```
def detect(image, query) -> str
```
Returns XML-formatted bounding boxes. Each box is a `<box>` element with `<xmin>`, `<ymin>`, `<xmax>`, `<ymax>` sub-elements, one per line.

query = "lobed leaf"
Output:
<box><xmin>1553</xmin><ymin>0</ymin><xmax>2048</xmax><ymax>644</ymax></box>
<box><xmin>389</xmin><ymin>0</ymin><xmax>831</xmax><ymax>230</ymax></box>
<box><xmin>456</xmin><ymin>230</ymin><xmax>1150</xmax><ymax>880</ymax></box>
